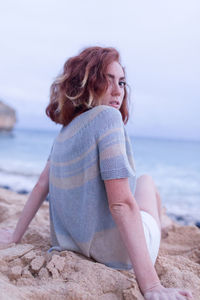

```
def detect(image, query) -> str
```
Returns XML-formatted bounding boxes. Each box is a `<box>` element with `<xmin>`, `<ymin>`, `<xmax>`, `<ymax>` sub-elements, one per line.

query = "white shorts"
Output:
<box><xmin>140</xmin><ymin>210</ymin><xmax>161</xmax><ymax>265</ymax></box>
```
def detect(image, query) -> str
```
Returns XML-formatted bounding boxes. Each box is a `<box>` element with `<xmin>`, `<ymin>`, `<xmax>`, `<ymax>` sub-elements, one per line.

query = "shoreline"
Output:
<box><xmin>0</xmin><ymin>187</ymin><xmax>200</xmax><ymax>299</ymax></box>
<box><xmin>1</xmin><ymin>183</ymin><xmax>199</xmax><ymax>228</ymax></box>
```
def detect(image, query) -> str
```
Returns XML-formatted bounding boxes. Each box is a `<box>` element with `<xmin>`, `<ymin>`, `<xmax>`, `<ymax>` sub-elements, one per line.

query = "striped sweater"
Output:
<box><xmin>48</xmin><ymin>105</ymin><xmax>136</xmax><ymax>270</ymax></box>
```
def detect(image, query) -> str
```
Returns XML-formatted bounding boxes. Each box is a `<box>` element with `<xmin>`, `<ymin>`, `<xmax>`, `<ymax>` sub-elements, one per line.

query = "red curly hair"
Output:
<box><xmin>46</xmin><ymin>46</ymin><xmax>130</xmax><ymax>126</ymax></box>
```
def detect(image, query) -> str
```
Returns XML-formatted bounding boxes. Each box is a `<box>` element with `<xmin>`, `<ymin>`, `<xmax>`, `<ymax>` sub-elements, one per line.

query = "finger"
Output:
<box><xmin>178</xmin><ymin>290</ymin><xmax>193</xmax><ymax>299</ymax></box>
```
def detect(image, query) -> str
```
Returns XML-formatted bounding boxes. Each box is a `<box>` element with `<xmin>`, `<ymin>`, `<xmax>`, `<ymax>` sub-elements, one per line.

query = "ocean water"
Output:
<box><xmin>0</xmin><ymin>128</ymin><xmax>199</xmax><ymax>224</ymax></box>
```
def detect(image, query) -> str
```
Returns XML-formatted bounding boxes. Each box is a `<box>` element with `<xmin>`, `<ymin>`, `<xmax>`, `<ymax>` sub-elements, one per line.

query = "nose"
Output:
<box><xmin>111</xmin><ymin>82</ymin><xmax>121</xmax><ymax>96</ymax></box>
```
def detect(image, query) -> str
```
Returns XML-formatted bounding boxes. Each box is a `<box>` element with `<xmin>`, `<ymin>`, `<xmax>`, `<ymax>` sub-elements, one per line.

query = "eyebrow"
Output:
<box><xmin>106</xmin><ymin>73</ymin><xmax>126</xmax><ymax>81</ymax></box>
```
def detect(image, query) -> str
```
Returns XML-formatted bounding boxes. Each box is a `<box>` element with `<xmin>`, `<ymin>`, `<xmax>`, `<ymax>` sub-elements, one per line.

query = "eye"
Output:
<box><xmin>119</xmin><ymin>81</ymin><xmax>126</xmax><ymax>88</ymax></box>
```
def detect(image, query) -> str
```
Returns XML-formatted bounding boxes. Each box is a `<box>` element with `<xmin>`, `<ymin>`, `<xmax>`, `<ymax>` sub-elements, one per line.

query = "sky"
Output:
<box><xmin>0</xmin><ymin>0</ymin><xmax>200</xmax><ymax>141</ymax></box>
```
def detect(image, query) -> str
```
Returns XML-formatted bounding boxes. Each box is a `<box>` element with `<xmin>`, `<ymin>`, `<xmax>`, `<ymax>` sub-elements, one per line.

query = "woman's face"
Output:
<box><xmin>98</xmin><ymin>61</ymin><xmax>126</xmax><ymax>110</ymax></box>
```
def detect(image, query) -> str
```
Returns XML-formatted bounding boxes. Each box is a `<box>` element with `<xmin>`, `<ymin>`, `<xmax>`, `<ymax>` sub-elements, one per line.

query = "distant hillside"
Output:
<box><xmin>0</xmin><ymin>100</ymin><xmax>16</xmax><ymax>131</ymax></box>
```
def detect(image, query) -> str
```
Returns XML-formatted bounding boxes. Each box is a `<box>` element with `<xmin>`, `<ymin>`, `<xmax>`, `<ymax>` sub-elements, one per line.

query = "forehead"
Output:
<box><xmin>106</xmin><ymin>61</ymin><xmax>125</xmax><ymax>78</ymax></box>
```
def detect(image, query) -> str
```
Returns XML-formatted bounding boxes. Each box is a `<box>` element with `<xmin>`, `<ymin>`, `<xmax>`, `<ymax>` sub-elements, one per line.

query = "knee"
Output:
<box><xmin>137</xmin><ymin>174</ymin><xmax>157</xmax><ymax>193</ymax></box>
<box><xmin>138</xmin><ymin>174</ymin><xmax>155</xmax><ymax>185</ymax></box>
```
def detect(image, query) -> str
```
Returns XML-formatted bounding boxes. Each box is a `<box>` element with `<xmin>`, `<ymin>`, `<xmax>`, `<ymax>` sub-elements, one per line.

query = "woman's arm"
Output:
<box><xmin>0</xmin><ymin>161</ymin><xmax>50</xmax><ymax>244</ymax></box>
<box><xmin>105</xmin><ymin>178</ymin><xmax>193</xmax><ymax>299</ymax></box>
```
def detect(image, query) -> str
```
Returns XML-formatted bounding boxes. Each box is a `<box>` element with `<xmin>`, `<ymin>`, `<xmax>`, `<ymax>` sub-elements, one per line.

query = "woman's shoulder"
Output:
<box><xmin>59</xmin><ymin>105</ymin><xmax>123</xmax><ymax>140</ymax></box>
<box><xmin>91</xmin><ymin>105</ymin><xmax>123</xmax><ymax>124</ymax></box>
<box><xmin>91</xmin><ymin>106</ymin><xmax>124</xmax><ymax>141</ymax></box>
<box><xmin>93</xmin><ymin>104</ymin><xmax>122</xmax><ymax>115</ymax></box>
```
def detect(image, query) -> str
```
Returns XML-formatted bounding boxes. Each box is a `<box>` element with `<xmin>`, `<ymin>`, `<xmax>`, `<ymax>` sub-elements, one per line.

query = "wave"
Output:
<box><xmin>0</xmin><ymin>164</ymin><xmax>40</xmax><ymax>193</ymax></box>
<box><xmin>0</xmin><ymin>166</ymin><xmax>40</xmax><ymax>178</ymax></box>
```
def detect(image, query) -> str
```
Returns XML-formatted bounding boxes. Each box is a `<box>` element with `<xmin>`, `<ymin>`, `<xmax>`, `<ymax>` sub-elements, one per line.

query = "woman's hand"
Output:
<box><xmin>0</xmin><ymin>228</ymin><xmax>14</xmax><ymax>245</ymax></box>
<box><xmin>144</xmin><ymin>285</ymin><xmax>193</xmax><ymax>299</ymax></box>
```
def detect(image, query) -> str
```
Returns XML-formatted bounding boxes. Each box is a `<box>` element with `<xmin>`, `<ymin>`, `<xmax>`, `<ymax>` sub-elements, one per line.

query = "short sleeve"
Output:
<box><xmin>97</xmin><ymin>107</ymin><xmax>135</xmax><ymax>181</ymax></box>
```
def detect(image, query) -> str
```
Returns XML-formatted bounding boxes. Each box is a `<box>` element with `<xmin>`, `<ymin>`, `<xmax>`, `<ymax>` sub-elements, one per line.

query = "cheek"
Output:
<box><xmin>103</xmin><ymin>89</ymin><xmax>111</xmax><ymax>99</ymax></box>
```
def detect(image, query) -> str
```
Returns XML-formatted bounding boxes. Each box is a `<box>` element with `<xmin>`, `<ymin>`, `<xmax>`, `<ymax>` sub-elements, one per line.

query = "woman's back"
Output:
<box><xmin>48</xmin><ymin>105</ymin><xmax>136</xmax><ymax>269</ymax></box>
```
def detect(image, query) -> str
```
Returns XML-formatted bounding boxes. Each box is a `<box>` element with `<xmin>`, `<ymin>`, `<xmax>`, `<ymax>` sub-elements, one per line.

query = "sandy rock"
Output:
<box><xmin>99</xmin><ymin>293</ymin><xmax>122</xmax><ymax>300</ymax></box>
<box><xmin>0</xmin><ymin>244</ymin><xmax>34</xmax><ymax>262</ymax></box>
<box><xmin>49</xmin><ymin>254</ymin><xmax>65</xmax><ymax>272</ymax></box>
<box><xmin>9</xmin><ymin>258</ymin><xmax>22</xmax><ymax>268</ymax></box>
<box><xmin>0</xmin><ymin>188</ymin><xmax>199</xmax><ymax>299</ymax></box>
<box><xmin>0</xmin><ymin>101</ymin><xmax>16</xmax><ymax>131</ymax></box>
<box><xmin>46</xmin><ymin>254</ymin><xmax>66</xmax><ymax>279</ymax></box>
<box><xmin>21</xmin><ymin>250</ymin><xmax>37</xmax><ymax>264</ymax></box>
<box><xmin>123</xmin><ymin>287</ymin><xmax>144</xmax><ymax>300</ymax></box>
<box><xmin>22</xmin><ymin>266</ymin><xmax>34</xmax><ymax>279</ymax></box>
<box><xmin>59</xmin><ymin>256</ymin><xmax>134</xmax><ymax>299</ymax></box>
<box><xmin>30</xmin><ymin>255</ymin><xmax>45</xmax><ymax>272</ymax></box>
<box><xmin>0</xmin><ymin>203</ymin><xmax>10</xmax><ymax>222</ymax></box>
<box><xmin>0</xmin><ymin>259</ymin><xmax>9</xmax><ymax>273</ymax></box>
<box><xmin>9</xmin><ymin>265</ymin><xmax>22</xmax><ymax>280</ymax></box>
<box><xmin>38</xmin><ymin>267</ymin><xmax>49</xmax><ymax>279</ymax></box>
<box><xmin>0</xmin><ymin>243</ymin><xmax>16</xmax><ymax>250</ymax></box>
<box><xmin>46</xmin><ymin>263</ymin><xmax>60</xmax><ymax>279</ymax></box>
<box><xmin>64</xmin><ymin>282</ymin><xmax>96</xmax><ymax>300</ymax></box>
<box><xmin>0</xmin><ymin>278</ymin><xmax>26</xmax><ymax>300</ymax></box>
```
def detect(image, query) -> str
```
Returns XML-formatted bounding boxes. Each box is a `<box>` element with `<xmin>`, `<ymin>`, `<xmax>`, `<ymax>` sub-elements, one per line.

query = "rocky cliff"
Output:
<box><xmin>0</xmin><ymin>101</ymin><xmax>16</xmax><ymax>131</ymax></box>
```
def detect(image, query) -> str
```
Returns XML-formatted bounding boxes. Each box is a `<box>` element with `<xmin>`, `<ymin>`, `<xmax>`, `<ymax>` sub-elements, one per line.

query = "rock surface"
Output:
<box><xmin>0</xmin><ymin>101</ymin><xmax>16</xmax><ymax>131</ymax></box>
<box><xmin>0</xmin><ymin>187</ymin><xmax>199</xmax><ymax>299</ymax></box>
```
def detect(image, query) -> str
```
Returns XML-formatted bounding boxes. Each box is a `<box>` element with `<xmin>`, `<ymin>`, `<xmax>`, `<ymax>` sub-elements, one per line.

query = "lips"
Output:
<box><xmin>109</xmin><ymin>100</ymin><xmax>120</xmax><ymax>108</ymax></box>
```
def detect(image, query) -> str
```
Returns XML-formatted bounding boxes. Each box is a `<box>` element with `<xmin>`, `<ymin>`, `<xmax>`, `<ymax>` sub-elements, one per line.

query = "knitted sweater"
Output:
<box><xmin>48</xmin><ymin>105</ymin><xmax>136</xmax><ymax>270</ymax></box>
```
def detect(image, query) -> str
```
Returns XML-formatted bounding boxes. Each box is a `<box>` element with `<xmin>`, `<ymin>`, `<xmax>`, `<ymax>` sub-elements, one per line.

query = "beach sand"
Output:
<box><xmin>0</xmin><ymin>187</ymin><xmax>199</xmax><ymax>299</ymax></box>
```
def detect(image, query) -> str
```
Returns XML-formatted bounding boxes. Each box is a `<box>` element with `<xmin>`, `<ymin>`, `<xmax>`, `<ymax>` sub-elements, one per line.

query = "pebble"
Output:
<box><xmin>38</xmin><ymin>267</ymin><xmax>49</xmax><ymax>279</ymax></box>
<box><xmin>21</xmin><ymin>250</ymin><xmax>37</xmax><ymax>264</ymax></box>
<box><xmin>17</xmin><ymin>189</ymin><xmax>29</xmax><ymax>195</ymax></box>
<box><xmin>9</xmin><ymin>265</ymin><xmax>22</xmax><ymax>280</ymax></box>
<box><xmin>195</xmin><ymin>221</ymin><xmax>200</xmax><ymax>228</ymax></box>
<box><xmin>0</xmin><ymin>259</ymin><xmax>8</xmax><ymax>273</ymax></box>
<box><xmin>46</xmin><ymin>255</ymin><xmax>66</xmax><ymax>279</ymax></box>
<box><xmin>22</xmin><ymin>267</ymin><xmax>34</xmax><ymax>279</ymax></box>
<box><xmin>30</xmin><ymin>256</ymin><xmax>45</xmax><ymax>272</ymax></box>
<box><xmin>168</xmin><ymin>213</ymin><xmax>199</xmax><ymax>226</ymax></box>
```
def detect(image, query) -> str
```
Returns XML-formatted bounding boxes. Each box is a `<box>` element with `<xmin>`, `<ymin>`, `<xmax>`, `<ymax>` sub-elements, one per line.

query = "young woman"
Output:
<box><xmin>0</xmin><ymin>47</ymin><xmax>193</xmax><ymax>299</ymax></box>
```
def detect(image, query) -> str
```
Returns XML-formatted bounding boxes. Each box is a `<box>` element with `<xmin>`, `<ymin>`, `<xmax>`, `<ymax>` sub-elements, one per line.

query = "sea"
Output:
<box><xmin>0</xmin><ymin>128</ymin><xmax>199</xmax><ymax>225</ymax></box>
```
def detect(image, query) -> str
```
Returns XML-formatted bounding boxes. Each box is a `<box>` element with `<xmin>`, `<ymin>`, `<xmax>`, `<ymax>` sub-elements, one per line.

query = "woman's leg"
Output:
<box><xmin>134</xmin><ymin>174</ymin><xmax>162</xmax><ymax>230</ymax></box>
